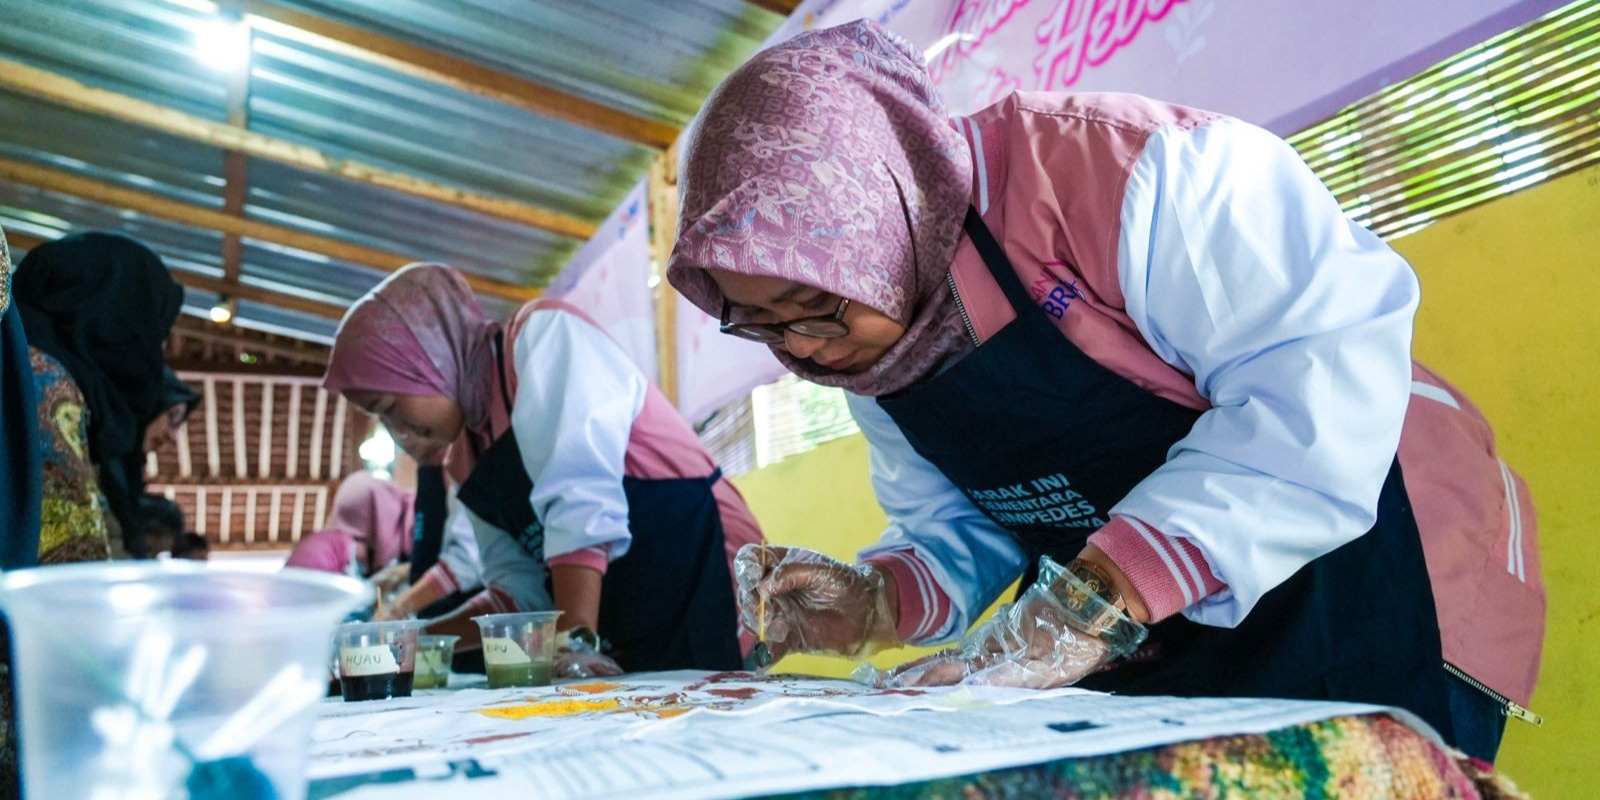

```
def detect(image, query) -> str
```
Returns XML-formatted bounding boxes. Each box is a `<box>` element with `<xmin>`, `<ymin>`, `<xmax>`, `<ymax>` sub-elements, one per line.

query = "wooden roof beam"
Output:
<box><xmin>175</xmin><ymin>271</ymin><xmax>347</xmax><ymax>320</ymax></box>
<box><xmin>10</xmin><ymin>225</ymin><xmax>346</xmax><ymax>320</ymax></box>
<box><xmin>220</xmin><ymin>0</ymin><xmax>681</xmax><ymax>149</ymax></box>
<box><xmin>0</xmin><ymin>58</ymin><xmax>599</xmax><ymax>240</ymax></box>
<box><xmin>0</xmin><ymin>156</ymin><xmax>542</xmax><ymax>303</ymax></box>
<box><xmin>742</xmin><ymin>0</ymin><xmax>803</xmax><ymax>14</ymax></box>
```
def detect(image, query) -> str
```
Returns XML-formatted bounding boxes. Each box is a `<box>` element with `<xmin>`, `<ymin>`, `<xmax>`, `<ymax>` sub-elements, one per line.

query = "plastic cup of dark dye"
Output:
<box><xmin>334</xmin><ymin>621</ymin><xmax>427</xmax><ymax>701</ymax></box>
<box><xmin>473</xmin><ymin>611</ymin><xmax>561</xmax><ymax>689</ymax></box>
<box><xmin>413</xmin><ymin>635</ymin><xmax>459</xmax><ymax>690</ymax></box>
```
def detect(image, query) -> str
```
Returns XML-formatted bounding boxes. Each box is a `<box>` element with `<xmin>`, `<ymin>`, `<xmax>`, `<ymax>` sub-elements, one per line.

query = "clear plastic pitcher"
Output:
<box><xmin>0</xmin><ymin>562</ymin><xmax>366</xmax><ymax>800</ymax></box>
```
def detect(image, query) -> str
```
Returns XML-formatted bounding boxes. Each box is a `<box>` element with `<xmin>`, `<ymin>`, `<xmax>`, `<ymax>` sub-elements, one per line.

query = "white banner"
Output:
<box><xmin>544</xmin><ymin>181</ymin><xmax>658</xmax><ymax>383</ymax></box>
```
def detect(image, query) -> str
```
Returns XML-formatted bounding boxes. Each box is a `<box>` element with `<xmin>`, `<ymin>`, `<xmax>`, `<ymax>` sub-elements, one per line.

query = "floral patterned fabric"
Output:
<box><xmin>669</xmin><ymin>20</ymin><xmax>974</xmax><ymax>397</ymax></box>
<box><xmin>28</xmin><ymin>347</ymin><xmax>111</xmax><ymax>564</ymax></box>
<box><xmin>752</xmin><ymin>714</ymin><xmax>1525</xmax><ymax>800</ymax></box>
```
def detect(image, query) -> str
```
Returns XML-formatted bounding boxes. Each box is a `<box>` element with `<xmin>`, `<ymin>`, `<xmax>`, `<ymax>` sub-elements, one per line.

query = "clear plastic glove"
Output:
<box><xmin>734</xmin><ymin>544</ymin><xmax>900</xmax><ymax>661</ymax></box>
<box><xmin>370</xmin><ymin>563</ymin><xmax>411</xmax><ymax>594</ymax></box>
<box><xmin>857</xmin><ymin>555</ymin><xmax>1147</xmax><ymax>690</ymax></box>
<box><xmin>555</xmin><ymin>648</ymin><xmax>623</xmax><ymax>679</ymax></box>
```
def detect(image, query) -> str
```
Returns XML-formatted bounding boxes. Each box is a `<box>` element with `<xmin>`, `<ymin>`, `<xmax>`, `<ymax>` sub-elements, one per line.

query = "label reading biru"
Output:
<box><xmin>339</xmin><ymin>645</ymin><xmax>399</xmax><ymax>677</ymax></box>
<box><xmin>482</xmin><ymin>637</ymin><xmax>532</xmax><ymax>666</ymax></box>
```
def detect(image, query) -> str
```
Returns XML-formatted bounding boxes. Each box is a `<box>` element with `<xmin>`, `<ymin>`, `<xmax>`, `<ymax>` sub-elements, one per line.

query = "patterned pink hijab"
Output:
<box><xmin>323</xmin><ymin>264</ymin><xmax>505</xmax><ymax>470</ymax></box>
<box><xmin>668</xmin><ymin>20</ymin><xmax>973</xmax><ymax>397</ymax></box>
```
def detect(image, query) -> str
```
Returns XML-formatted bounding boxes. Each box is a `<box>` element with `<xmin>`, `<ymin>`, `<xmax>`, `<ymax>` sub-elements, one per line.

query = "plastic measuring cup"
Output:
<box><xmin>0</xmin><ymin>561</ymin><xmax>366</xmax><ymax>800</ymax></box>
<box><xmin>413</xmin><ymin>635</ymin><xmax>459</xmax><ymax>690</ymax></box>
<box><xmin>473</xmin><ymin>611</ymin><xmax>562</xmax><ymax>688</ymax></box>
<box><xmin>334</xmin><ymin>620</ymin><xmax>427</xmax><ymax>701</ymax></box>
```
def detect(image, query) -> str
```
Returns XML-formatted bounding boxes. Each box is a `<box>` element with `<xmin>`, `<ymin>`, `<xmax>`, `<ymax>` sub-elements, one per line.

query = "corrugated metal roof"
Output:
<box><xmin>0</xmin><ymin>0</ymin><xmax>782</xmax><ymax>340</ymax></box>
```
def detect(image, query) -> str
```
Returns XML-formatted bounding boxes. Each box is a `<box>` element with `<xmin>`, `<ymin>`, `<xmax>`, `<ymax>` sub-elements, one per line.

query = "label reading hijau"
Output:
<box><xmin>339</xmin><ymin>644</ymin><xmax>399</xmax><ymax>677</ymax></box>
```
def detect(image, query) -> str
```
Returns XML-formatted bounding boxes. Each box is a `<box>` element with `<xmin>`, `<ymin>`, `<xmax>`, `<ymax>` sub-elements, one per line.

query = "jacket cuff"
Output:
<box><xmin>863</xmin><ymin>550</ymin><xmax>953</xmax><ymax>643</ymax></box>
<box><xmin>416</xmin><ymin>561</ymin><xmax>459</xmax><ymax>597</ymax></box>
<box><xmin>547</xmin><ymin>545</ymin><xmax>610</xmax><ymax>575</ymax></box>
<box><xmin>1088</xmin><ymin>516</ymin><xmax>1226</xmax><ymax>622</ymax></box>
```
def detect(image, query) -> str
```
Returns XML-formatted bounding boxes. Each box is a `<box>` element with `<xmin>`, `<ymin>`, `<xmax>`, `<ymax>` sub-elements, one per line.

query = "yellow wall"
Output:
<box><xmin>1390</xmin><ymin>164</ymin><xmax>1600</xmax><ymax>797</ymax></box>
<box><xmin>732</xmin><ymin>163</ymin><xmax>1600</xmax><ymax>795</ymax></box>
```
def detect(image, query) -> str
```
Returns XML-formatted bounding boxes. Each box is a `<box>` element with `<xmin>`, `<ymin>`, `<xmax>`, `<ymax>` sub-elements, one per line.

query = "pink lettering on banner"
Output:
<box><xmin>1034</xmin><ymin>0</ymin><xmax>1187</xmax><ymax>89</ymax></box>
<box><xmin>930</xmin><ymin>0</ymin><xmax>1034</xmax><ymax>82</ymax></box>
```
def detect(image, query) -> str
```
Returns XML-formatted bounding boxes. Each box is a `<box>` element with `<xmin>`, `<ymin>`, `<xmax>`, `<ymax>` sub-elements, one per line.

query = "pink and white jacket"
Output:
<box><xmin>855</xmin><ymin>92</ymin><xmax>1544</xmax><ymax>705</ymax></box>
<box><xmin>423</xmin><ymin>300</ymin><xmax>765</xmax><ymax>652</ymax></box>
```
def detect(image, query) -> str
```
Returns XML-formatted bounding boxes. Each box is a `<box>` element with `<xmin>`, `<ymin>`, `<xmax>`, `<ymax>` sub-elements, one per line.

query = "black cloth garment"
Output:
<box><xmin>0</xmin><ymin>303</ymin><xmax>41</xmax><ymax>571</ymax></box>
<box><xmin>875</xmin><ymin>208</ymin><xmax>1456</xmax><ymax>742</ymax></box>
<box><xmin>13</xmin><ymin>232</ymin><xmax>183</xmax><ymax>558</ymax></box>
<box><xmin>159</xmin><ymin>366</ymin><xmax>201</xmax><ymax>421</ymax></box>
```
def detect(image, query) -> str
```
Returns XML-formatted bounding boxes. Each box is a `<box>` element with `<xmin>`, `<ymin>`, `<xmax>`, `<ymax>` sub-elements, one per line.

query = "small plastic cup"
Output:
<box><xmin>413</xmin><ymin>635</ymin><xmax>459</xmax><ymax>690</ymax></box>
<box><xmin>334</xmin><ymin>620</ymin><xmax>427</xmax><ymax>702</ymax></box>
<box><xmin>0</xmin><ymin>562</ymin><xmax>366</xmax><ymax>800</ymax></box>
<box><xmin>473</xmin><ymin>611</ymin><xmax>561</xmax><ymax>688</ymax></box>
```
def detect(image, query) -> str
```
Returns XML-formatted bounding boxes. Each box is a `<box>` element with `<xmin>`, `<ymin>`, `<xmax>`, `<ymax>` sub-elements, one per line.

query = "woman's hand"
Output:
<box><xmin>371</xmin><ymin>563</ymin><xmax>411</xmax><ymax>594</ymax></box>
<box><xmin>734</xmin><ymin>544</ymin><xmax>901</xmax><ymax>661</ymax></box>
<box><xmin>861</xmin><ymin>555</ymin><xmax>1146</xmax><ymax>690</ymax></box>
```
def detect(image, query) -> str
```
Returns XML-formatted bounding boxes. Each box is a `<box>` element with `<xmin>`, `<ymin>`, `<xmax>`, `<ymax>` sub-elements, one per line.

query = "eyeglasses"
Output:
<box><xmin>719</xmin><ymin>296</ymin><xmax>852</xmax><ymax>344</ymax></box>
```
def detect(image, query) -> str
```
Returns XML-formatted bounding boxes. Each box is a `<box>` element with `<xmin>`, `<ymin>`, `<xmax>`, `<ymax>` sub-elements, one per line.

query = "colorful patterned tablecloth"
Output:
<box><xmin>758</xmin><ymin>714</ymin><xmax>1527</xmax><ymax>800</ymax></box>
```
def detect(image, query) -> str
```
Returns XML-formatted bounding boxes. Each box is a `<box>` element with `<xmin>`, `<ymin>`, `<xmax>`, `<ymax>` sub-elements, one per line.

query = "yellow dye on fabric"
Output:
<box><xmin>476</xmin><ymin>698</ymin><xmax>621</xmax><ymax>720</ymax></box>
<box><xmin>564</xmin><ymin>681</ymin><xmax>625</xmax><ymax>694</ymax></box>
<box><xmin>732</xmin><ymin>164</ymin><xmax>1600</xmax><ymax>797</ymax></box>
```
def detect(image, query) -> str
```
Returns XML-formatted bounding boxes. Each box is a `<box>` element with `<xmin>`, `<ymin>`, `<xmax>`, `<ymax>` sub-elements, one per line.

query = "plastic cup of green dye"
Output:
<box><xmin>413</xmin><ymin>635</ymin><xmax>459</xmax><ymax>690</ymax></box>
<box><xmin>473</xmin><ymin>611</ymin><xmax>562</xmax><ymax>689</ymax></box>
<box><xmin>335</xmin><ymin>620</ymin><xmax>427</xmax><ymax>702</ymax></box>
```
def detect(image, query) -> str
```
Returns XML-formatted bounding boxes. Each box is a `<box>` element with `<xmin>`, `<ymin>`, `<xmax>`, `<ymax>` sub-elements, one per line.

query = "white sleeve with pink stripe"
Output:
<box><xmin>510</xmin><ymin>309</ymin><xmax>648</xmax><ymax>562</ymax></box>
<box><xmin>433</xmin><ymin>490</ymin><xmax>483</xmax><ymax>591</ymax></box>
<box><xmin>849</xmin><ymin>393</ymin><xmax>1028</xmax><ymax>645</ymax></box>
<box><xmin>1112</xmin><ymin>117</ymin><xmax>1421</xmax><ymax>627</ymax></box>
<box><xmin>468</xmin><ymin>504</ymin><xmax>553</xmax><ymax>612</ymax></box>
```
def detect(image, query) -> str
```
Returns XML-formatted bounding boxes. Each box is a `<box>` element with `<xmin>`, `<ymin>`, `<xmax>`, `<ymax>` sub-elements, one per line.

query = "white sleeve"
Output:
<box><xmin>468</xmin><ymin>505</ymin><xmax>554</xmax><ymax>611</ymax></box>
<box><xmin>511</xmin><ymin>309</ymin><xmax>648</xmax><ymax>561</ymax></box>
<box><xmin>1114</xmin><ymin>117</ymin><xmax>1420</xmax><ymax>626</ymax></box>
<box><xmin>434</xmin><ymin>490</ymin><xmax>483</xmax><ymax>591</ymax></box>
<box><xmin>850</xmin><ymin>393</ymin><xmax>1028</xmax><ymax>644</ymax></box>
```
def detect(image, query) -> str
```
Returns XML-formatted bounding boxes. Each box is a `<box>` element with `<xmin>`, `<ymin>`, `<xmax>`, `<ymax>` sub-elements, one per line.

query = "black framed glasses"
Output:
<box><xmin>719</xmin><ymin>296</ymin><xmax>852</xmax><ymax>344</ymax></box>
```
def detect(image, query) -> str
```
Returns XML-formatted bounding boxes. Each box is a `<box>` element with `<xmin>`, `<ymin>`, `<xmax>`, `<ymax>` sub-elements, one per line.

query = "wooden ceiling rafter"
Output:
<box><xmin>217</xmin><ymin>0</ymin><xmax>681</xmax><ymax>149</ymax></box>
<box><xmin>0</xmin><ymin>156</ymin><xmax>542</xmax><ymax>302</ymax></box>
<box><xmin>0</xmin><ymin>58</ymin><xmax>599</xmax><ymax>239</ymax></box>
<box><xmin>742</xmin><ymin>0</ymin><xmax>803</xmax><ymax>15</ymax></box>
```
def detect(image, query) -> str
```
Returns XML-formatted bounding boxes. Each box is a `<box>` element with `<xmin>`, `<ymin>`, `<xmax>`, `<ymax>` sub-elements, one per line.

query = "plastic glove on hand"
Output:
<box><xmin>733</xmin><ymin>544</ymin><xmax>900</xmax><ymax>661</ymax></box>
<box><xmin>555</xmin><ymin>648</ymin><xmax>624</xmax><ymax>679</ymax></box>
<box><xmin>860</xmin><ymin>555</ymin><xmax>1146</xmax><ymax>690</ymax></box>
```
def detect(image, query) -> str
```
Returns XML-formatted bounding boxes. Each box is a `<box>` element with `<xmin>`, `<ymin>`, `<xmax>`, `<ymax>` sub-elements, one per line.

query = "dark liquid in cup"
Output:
<box><xmin>340</xmin><ymin>671</ymin><xmax>415</xmax><ymax>702</ymax></box>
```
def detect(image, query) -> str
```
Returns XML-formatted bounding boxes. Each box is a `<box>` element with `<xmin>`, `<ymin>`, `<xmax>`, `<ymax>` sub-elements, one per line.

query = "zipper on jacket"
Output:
<box><xmin>1444</xmin><ymin>662</ymin><xmax>1543</xmax><ymax>726</ymax></box>
<box><xmin>947</xmin><ymin>270</ymin><xmax>980</xmax><ymax>347</ymax></box>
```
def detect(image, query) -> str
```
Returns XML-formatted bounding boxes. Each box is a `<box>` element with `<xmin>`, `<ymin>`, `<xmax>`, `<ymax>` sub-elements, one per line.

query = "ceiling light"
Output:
<box><xmin>209</xmin><ymin>295</ymin><xmax>236</xmax><ymax>324</ymax></box>
<box><xmin>193</xmin><ymin>16</ymin><xmax>251</xmax><ymax>72</ymax></box>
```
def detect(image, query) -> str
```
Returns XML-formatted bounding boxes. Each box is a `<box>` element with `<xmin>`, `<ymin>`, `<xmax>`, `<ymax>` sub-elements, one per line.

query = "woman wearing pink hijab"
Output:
<box><xmin>323</xmin><ymin>263</ymin><xmax>763</xmax><ymax>677</ymax></box>
<box><xmin>668</xmin><ymin>21</ymin><xmax>1541</xmax><ymax>762</ymax></box>
<box><xmin>285</xmin><ymin>471</ymin><xmax>415</xmax><ymax>581</ymax></box>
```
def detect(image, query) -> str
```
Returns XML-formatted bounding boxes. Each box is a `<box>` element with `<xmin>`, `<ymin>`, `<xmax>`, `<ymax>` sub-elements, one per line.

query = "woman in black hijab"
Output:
<box><xmin>13</xmin><ymin>232</ymin><xmax>183</xmax><ymax>561</ymax></box>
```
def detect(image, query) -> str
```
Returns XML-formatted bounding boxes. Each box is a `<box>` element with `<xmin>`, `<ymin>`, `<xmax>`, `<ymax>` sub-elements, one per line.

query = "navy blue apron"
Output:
<box><xmin>454</xmin><ymin>334</ymin><xmax>741</xmax><ymax>673</ymax></box>
<box><xmin>876</xmin><ymin>208</ymin><xmax>1454</xmax><ymax>736</ymax></box>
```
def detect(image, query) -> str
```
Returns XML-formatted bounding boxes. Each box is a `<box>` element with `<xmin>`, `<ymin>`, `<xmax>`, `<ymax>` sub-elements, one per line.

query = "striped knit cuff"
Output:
<box><xmin>457</xmin><ymin>585</ymin><xmax>519</xmax><ymax>622</ymax></box>
<box><xmin>416</xmin><ymin>561</ymin><xmax>460</xmax><ymax>597</ymax></box>
<box><xmin>547</xmin><ymin>546</ymin><xmax>610</xmax><ymax>575</ymax></box>
<box><xmin>863</xmin><ymin>550</ymin><xmax>953</xmax><ymax>644</ymax></box>
<box><xmin>1088</xmin><ymin>516</ymin><xmax>1226</xmax><ymax>622</ymax></box>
